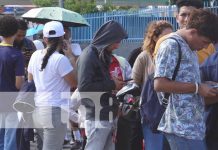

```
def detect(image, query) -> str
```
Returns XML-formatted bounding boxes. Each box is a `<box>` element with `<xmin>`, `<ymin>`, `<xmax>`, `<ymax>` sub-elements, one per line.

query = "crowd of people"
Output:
<box><xmin>0</xmin><ymin>0</ymin><xmax>218</xmax><ymax>150</ymax></box>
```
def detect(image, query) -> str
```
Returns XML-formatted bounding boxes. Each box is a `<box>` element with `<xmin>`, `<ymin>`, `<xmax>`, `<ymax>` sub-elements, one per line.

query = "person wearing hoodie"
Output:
<box><xmin>77</xmin><ymin>20</ymin><xmax>127</xmax><ymax>150</ymax></box>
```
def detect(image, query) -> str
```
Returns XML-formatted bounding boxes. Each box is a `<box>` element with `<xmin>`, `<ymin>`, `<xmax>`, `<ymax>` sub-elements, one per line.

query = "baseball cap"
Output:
<box><xmin>43</xmin><ymin>21</ymin><xmax>65</xmax><ymax>38</ymax></box>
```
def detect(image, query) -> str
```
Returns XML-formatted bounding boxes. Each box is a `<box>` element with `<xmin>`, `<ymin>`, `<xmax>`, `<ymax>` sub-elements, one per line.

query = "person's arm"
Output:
<box><xmin>63</xmin><ymin>40</ymin><xmax>77</xmax><ymax>69</ymax></box>
<box><xmin>154</xmin><ymin>77</ymin><xmax>217</xmax><ymax>97</ymax></box>
<box><xmin>15</xmin><ymin>52</ymin><xmax>25</xmax><ymax>90</ymax></box>
<box><xmin>15</xmin><ymin>76</ymin><xmax>24</xmax><ymax>90</ymax></box>
<box><xmin>57</xmin><ymin>56</ymin><xmax>77</xmax><ymax>89</ymax></box>
<box><xmin>154</xmin><ymin>39</ymin><xmax>217</xmax><ymax>98</ymax></box>
<box><xmin>63</xmin><ymin>71</ymin><xmax>77</xmax><ymax>88</ymax></box>
<box><xmin>27</xmin><ymin>73</ymin><xmax>33</xmax><ymax>82</ymax></box>
<box><xmin>69</xmin><ymin>89</ymin><xmax>85</xmax><ymax>124</ymax></box>
<box><xmin>132</xmin><ymin>53</ymin><xmax>149</xmax><ymax>86</ymax></box>
<box><xmin>132</xmin><ymin>55</ymin><xmax>144</xmax><ymax>86</ymax></box>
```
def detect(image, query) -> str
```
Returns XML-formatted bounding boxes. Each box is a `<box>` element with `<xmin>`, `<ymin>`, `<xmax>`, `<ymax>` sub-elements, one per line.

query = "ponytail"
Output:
<box><xmin>40</xmin><ymin>37</ymin><xmax>60</xmax><ymax>71</ymax></box>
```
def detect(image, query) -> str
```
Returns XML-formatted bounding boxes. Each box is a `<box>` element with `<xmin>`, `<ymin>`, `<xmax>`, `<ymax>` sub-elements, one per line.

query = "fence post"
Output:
<box><xmin>104</xmin><ymin>12</ymin><xmax>107</xmax><ymax>23</ymax></box>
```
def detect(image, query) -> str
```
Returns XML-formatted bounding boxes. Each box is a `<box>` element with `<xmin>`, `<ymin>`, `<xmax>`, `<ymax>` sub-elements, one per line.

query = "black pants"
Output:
<box><xmin>115</xmin><ymin>113</ymin><xmax>143</xmax><ymax>150</ymax></box>
<box><xmin>16</xmin><ymin>128</ymin><xmax>34</xmax><ymax>150</ymax></box>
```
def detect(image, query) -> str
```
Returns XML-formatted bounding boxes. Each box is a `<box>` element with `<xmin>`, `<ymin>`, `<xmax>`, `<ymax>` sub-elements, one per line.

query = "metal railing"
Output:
<box><xmin>72</xmin><ymin>2</ymin><xmax>217</xmax><ymax>43</ymax></box>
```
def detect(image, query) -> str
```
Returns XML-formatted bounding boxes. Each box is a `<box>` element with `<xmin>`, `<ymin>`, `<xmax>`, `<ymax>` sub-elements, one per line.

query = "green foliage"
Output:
<box><xmin>32</xmin><ymin>0</ymin><xmax>139</xmax><ymax>14</ymax></box>
<box><xmin>64</xmin><ymin>0</ymin><xmax>134</xmax><ymax>14</ymax></box>
<box><xmin>33</xmin><ymin>0</ymin><xmax>56</xmax><ymax>7</ymax></box>
<box><xmin>64</xmin><ymin>0</ymin><xmax>98</xmax><ymax>14</ymax></box>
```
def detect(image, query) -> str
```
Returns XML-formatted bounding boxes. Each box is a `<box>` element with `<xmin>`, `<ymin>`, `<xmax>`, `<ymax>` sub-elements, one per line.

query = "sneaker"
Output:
<box><xmin>71</xmin><ymin>141</ymin><xmax>82</xmax><ymax>150</ymax></box>
<box><xmin>70</xmin><ymin>139</ymin><xmax>76</xmax><ymax>145</ymax></box>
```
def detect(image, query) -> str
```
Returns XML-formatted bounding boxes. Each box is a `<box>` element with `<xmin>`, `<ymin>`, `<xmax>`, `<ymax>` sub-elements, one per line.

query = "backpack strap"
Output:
<box><xmin>162</xmin><ymin>37</ymin><xmax>182</xmax><ymax>107</ymax></box>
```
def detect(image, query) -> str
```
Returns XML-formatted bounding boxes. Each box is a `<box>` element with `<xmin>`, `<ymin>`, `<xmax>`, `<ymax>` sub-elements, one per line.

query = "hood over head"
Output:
<box><xmin>91</xmin><ymin>20</ymin><xmax>128</xmax><ymax>68</ymax></box>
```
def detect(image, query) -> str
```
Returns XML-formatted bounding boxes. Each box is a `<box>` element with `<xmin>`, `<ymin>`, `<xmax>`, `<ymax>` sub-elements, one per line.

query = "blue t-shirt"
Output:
<box><xmin>0</xmin><ymin>45</ymin><xmax>25</xmax><ymax>91</ymax></box>
<box><xmin>200</xmin><ymin>51</ymin><xmax>218</xmax><ymax>82</ymax></box>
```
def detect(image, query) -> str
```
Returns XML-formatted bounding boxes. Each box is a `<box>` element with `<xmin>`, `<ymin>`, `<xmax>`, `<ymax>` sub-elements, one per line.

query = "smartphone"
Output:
<box><xmin>124</xmin><ymin>79</ymin><xmax>133</xmax><ymax>82</ymax></box>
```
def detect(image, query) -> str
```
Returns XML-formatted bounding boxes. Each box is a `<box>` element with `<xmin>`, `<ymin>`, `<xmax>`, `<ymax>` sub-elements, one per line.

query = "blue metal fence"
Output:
<box><xmin>72</xmin><ymin>3</ymin><xmax>218</xmax><ymax>43</ymax></box>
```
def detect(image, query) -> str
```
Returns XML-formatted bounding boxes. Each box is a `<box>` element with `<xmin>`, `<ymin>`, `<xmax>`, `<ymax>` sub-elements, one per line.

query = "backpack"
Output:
<box><xmin>140</xmin><ymin>37</ymin><xmax>182</xmax><ymax>133</ymax></box>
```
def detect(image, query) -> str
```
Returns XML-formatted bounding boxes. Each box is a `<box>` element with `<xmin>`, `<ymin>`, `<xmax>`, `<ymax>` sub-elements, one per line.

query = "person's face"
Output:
<box><xmin>187</xmin><ymin>29</ymin><xmax>211</xmax><ymax>50</ymax></box>
<box><xmin>15</xmin><ymin>29</ymin><xmax>26</xmax><ymax>42</ymax></box>
<box><xmin>176</xmin><ymin>6</ymin><xmax>196</xmax><ymax>29</ymax></box>
<box><xmin>156</xmin><ymin>27</ymin><xmax>173</xmax><ymax>41</ymax></box>
<box><xmin>107</xmin><ymin>42</ymin><xmax>121</xmax><ymax>52</ymax></box>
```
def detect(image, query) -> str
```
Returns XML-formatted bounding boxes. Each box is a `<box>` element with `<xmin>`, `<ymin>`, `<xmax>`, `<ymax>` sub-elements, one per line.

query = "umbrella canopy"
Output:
<box><xmin>26</xmin><ymin>24</ymin><xmax>44</xmax><ymax>37</ymax></box>
<box><xmin>22</xmin><ymin>7</ymin><xmax>89</xmax><ymax>27</ymax></box>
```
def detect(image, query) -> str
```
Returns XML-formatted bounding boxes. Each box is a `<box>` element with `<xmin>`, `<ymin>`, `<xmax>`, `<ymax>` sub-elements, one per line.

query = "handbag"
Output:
<box><xmin>13</xmin><ymin>80</ymin><xmax>36</xmax><ymax>113</ymax></box>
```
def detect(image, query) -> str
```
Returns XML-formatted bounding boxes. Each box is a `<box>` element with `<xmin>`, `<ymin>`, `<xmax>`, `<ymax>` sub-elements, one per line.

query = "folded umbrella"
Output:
<box><xmin>26</xmin><ymin>24</ymin><xmax>44</xmax><ymax>37</ymax></box>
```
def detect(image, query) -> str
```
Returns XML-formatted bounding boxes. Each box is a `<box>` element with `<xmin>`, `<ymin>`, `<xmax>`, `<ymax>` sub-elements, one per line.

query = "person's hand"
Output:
<box><xmin>198</xmin><ymin>83</ymin><xmax>218</xmax><ymax>98</ymax></box>
<box><xmin>62</xmin><ymin>40</ymin><xmax>74</xmax><ymax>58</ymax></box>
<box><xmin>113</xmin><ymin>77</ymin><xmax>124</xmax><ymax>91</ymax></box>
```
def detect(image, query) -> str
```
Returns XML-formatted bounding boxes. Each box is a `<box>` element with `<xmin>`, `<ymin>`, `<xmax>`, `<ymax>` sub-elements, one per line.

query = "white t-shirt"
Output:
<box><xmin>28</xmin><ymin>50</ymin><xmax>73</xmax><ymax>107</ymax></box>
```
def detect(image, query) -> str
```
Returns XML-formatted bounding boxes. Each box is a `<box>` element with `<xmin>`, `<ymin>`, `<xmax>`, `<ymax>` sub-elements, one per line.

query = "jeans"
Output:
<box><xmin>0</xmin><ymin>112</ymin><xmax>19</xmax><ymax>150</ymax></box>
<box><xmin>33</xmin><ymin>107</ymin><xmax>67</xmax><ymax>150</ymax></box>
<box><xmin>84</xmin><ymin>120</ymin><xmax>115</xmax><ymax>150</ymax></box>
<box><xmin>142</xmin><ymin>123</ymin><xmax>170</xmax><ymax>150</ymax></box>
<box><xmin>165</xmin><ymin>133</ymin><xmax>207</xmax><ymax>150</ymax></box>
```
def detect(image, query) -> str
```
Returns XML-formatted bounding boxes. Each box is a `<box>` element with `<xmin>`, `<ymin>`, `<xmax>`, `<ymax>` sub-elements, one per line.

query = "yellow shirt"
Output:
<box><xmin>153</xmin><ymin>34</ymin><xmax>215</xmax><ymax>64</ymax></box>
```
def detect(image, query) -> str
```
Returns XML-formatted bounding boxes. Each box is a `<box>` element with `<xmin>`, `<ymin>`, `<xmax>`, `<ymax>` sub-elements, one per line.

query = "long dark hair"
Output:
<box><xmin>40</xmin><ymin>37</ymin><xmax>61</xmax><ymax>71</ymax></box>
<box><xmin>99</xmin><ymin>47</ymin><xmax>112</xmax><ymax>69</ymax></box>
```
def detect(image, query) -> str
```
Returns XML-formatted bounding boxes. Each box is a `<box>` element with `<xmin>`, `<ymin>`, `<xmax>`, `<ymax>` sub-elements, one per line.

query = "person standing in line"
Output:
<box><xmin>13</xmin><ymin>19</ymin><xmax>36</xmax><ymax>150</ymax></box>
<box><xmin>133</xmin><ymin>20</ymin><xmax>173</xmax><ymax>150</ymax></box>
<box><xmin>154</xmin><ymin>9</ymin><xmax>218</xmax><ymax>150</ymax></box>
<box><xmin>0</xmin><ymin>15</ymin><xmax>25</xmax><ymax>150</ymax></box>
<box><xmin>153</xmin><ymin>0</ymin><xmax>216</xmax><ymax>64</ymax></box>
<box><xmin>62</xmin><ymin>26</ymin><xmax>84</xmax><ymax>149</ymax></box>
<box><xmin>28</xmin><ymin>21</ymin><xmax>77</xmax><ymax>150</ymax></box>
<box><xmin>77</xmin><ymin>20</ymin><xmax>127</xmax><ymax>150</ymax></box>
<box><xmin>14</xmin><ymin>19</ymin><xmax>36</xmax><ymax>73</ymax></box>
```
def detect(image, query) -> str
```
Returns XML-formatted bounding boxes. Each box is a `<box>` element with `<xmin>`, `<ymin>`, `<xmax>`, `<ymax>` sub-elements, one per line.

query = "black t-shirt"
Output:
<box><xmin>127</xmin><ymin>47</ymin><xmax>142</xmax><ymax>68</ymax></box>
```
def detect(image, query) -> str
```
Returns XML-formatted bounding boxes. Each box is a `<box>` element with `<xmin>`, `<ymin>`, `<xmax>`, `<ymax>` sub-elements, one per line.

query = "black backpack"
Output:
<box><xmin>140</xmin><ymin>37</ymin><xmax>182</xmax><ymax>133</ymax></box>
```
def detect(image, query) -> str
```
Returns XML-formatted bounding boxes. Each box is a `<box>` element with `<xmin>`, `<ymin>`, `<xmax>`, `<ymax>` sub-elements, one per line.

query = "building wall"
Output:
<box><xmin>1</xmin><ymin>0</ymin><xmax>34</xmax><ymax>5</ymax></box>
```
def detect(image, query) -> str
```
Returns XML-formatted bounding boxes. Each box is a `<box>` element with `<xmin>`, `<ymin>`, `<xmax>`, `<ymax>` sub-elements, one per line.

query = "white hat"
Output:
<box><xmin>43</xmin><ymin>21</ymin><xmax>65</xmax><ymax>38</ymax></box>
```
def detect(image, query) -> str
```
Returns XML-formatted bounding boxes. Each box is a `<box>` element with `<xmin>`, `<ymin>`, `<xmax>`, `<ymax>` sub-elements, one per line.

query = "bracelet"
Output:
<box><xmin>195</xmin><ymin>82</ymin><xmax>199</xmax><ymax>94</ymax></box>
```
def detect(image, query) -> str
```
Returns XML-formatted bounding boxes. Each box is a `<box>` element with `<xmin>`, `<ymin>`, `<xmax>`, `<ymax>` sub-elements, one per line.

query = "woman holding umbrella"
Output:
<box><xmin>27</xmin><ymin>21</ymin><xmax>77</xmax><ymax>150</ymax></box>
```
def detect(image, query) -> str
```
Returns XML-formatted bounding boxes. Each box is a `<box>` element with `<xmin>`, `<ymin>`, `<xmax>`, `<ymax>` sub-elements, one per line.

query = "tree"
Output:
<box><xmin>64</xmin><ymin>0</ymin><xmax>98</xmax><ymax>14</ymax></box>
<box><xmin>33</xmin><ymin>0</ymin><xmax>57</xmax><ymax>7</ymax></box>
<box><xmin>32</xmin><ymin>0</ymin><xmax>138</xmax><ymax>14</ymax></box>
